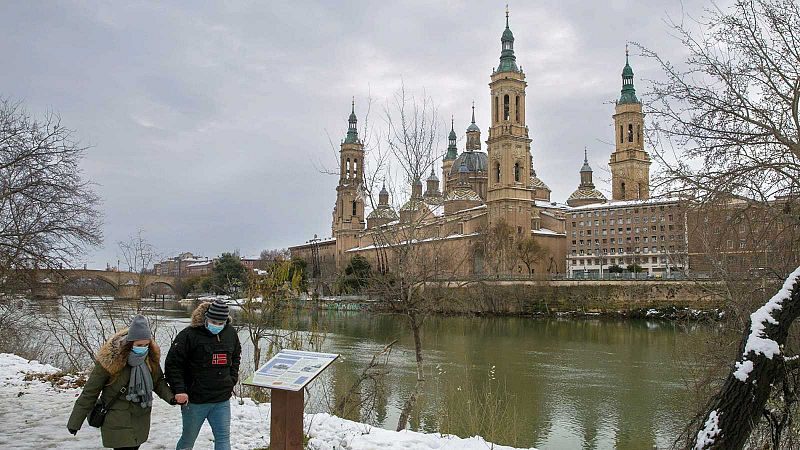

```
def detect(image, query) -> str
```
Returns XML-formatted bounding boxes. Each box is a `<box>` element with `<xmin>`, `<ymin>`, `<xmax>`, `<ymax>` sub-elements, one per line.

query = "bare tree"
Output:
<box><xmin>0</xmin><ymin>98</ymin><xmax>102</xmax><ymax>292</ymax></box>
<box><xmin>117</xmin><ymin>229</ymin><xmax>160</xmax><ymax>299</ymax></box>
<box><xmin>636</xmin><ymin>0</ymin><xmax>800</xmax><ymax>447</ymax></box>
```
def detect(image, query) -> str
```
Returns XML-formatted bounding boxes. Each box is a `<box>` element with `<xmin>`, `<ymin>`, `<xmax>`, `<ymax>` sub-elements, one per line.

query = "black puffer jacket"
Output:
<box><xmin>165</xmin><ymin>301</ymin><xmax>241</xmax><ymax>404</ymax></box>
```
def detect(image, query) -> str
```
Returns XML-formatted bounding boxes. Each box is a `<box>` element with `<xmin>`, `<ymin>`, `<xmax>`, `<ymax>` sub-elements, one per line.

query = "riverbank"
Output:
<box><xmin>0</xmin><ymin>352</ymin><xmax>534</xmax><ymax>450</ymax></box>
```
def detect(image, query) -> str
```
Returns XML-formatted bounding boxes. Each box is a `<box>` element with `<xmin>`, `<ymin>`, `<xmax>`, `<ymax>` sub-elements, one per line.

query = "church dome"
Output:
<box><xmin>466</xmin><ymin>122</ymin><xmax>480</xmax><ymax>133</ymax></box>
<box><xmin>400</xmin><ymin>197</ymin><xmax>429</xmax><ymax>213</ymax></box>
<box><xmin>567</xmin><ymin>188</ymin><xmax>607</xmax><ymax>205</ymax></box>
<box><xmin>530</xmin><ymin>173</ymin><xmax>550</xmax><ymax>191</ymax></box>
<box><xmin>367</xmin><ymin>206</ymin><xmax>398</xmax><ymax>221</ymax></box>
<box><xmin>448</xmin><ymin>151</ymin><xmax>487</xmax><ymax>177</ymax></box>
<box><xmin>444</xmin><ymin>185</ymin><xmax>482</xmax><ymax>202</ymax></box>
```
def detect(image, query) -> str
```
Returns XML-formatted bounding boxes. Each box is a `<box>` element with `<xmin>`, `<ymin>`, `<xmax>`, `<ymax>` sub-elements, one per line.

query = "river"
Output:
<box><xmin>31</xmin><ymin>297</ymin><xmax>715</xmax><ymax>449</ymax></box>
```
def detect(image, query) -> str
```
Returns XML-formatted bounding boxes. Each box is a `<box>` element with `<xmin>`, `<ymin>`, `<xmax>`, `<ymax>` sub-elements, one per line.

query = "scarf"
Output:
<box><xmin>125</xmin><ymin>351</ymin><xmax>154</xmax><ymax>408</ymax></box>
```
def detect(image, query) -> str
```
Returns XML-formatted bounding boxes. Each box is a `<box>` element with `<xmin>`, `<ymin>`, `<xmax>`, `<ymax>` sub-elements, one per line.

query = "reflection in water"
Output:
<box><xmin>33</xmin><ymin>299</ymin><xmax>710</xmax><ymax>450</ymax></box>
<box><xmin>307</xmin><ymin>312</ymin><xmax>709</xmax><ymax>450</ymax></box>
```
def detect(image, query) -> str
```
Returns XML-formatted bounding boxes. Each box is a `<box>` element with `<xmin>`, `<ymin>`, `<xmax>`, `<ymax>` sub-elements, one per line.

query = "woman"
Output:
<box><xmin>67</xmin><ymin>315</ymin><xmax>176</xmax><ymax>450</ymax></box>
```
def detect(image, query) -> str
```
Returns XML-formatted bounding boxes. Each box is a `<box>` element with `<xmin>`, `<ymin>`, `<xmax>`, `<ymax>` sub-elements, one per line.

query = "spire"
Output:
<box><xmin>619</xmin><ymin>46</ymin><xmax>639</xmax><ymax>104</ymax></box>
<box><xmin>345</xmin><ymin>98</ymin><xmax>359</xmax><ymax>143</ymax></box>
<box><xmin>379</xmin><ymin>179</ymin><xmax>389</xmax><ymax>205</ymax></box>
<box><xmin>581</xmin><ymin>146</ymin><xmax>592</xmax><ymax>172</ymax></box>
<box><xmin>445</xmin><ymin>115</ymin><xmax>458</xmax><ymax>160</ymax></box>
<box><xmin>497</xmin><ymin>6</ymin><xmax>519</xmax><ymax>73</ymax></box>
<box><xmin>466</xmin><ymin>101</ymin><xmax>480</xmax><ymax>133</ymax></box>
<box><xmin>471</xmin><ymin>102</ymin><xmax>476</xmax><ymax>124</ymax></box>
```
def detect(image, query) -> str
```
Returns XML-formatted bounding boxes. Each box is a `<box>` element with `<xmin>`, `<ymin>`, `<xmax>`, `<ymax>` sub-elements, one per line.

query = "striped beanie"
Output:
<box><xmin>205</xmin><ymin>299</ymin><xmax>229</xmax><ymax>322</ymax></box>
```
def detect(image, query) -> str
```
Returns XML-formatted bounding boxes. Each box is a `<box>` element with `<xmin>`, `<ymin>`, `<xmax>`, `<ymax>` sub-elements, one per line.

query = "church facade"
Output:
<box><xmin>290</xmin><ymin>11</ymin><xmax>663</xmax><ymax>280</ymax></box>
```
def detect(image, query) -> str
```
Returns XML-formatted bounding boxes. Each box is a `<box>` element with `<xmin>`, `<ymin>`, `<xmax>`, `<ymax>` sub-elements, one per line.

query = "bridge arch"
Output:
<box><xmin>60</xmin><ymin>274</ymin><xmax>119</xmax><ymax>296</ymax></box>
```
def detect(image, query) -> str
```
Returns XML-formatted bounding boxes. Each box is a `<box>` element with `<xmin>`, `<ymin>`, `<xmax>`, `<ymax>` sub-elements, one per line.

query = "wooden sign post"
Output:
<box><xmin>269</xmin><ymin>389</ymin><xmax>304</xmax><ymax>450</ymax></box>
<box><xmin>243</xmin><ymin>349</ymin><xmax>339</xmax><ymax>450</ymax></box>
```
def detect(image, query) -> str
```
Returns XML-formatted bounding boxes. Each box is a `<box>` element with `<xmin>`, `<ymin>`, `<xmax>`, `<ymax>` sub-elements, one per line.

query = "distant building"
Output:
<box><xmin>565</xmin><ymin>198</ymin><xmax>688</xmax><ymax>277</ymax></box>
<box><xmin>153</xmin><ymin>252</ymin><xmax>211</xmax><ymax>277</ymax></box>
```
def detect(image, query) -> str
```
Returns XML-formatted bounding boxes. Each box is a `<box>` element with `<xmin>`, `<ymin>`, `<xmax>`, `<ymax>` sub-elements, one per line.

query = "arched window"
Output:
<box><xmin>346</xmin><ymin>158</ymin><xmax>350</xmax><ymax>177</ymax></box>
<box><xmin>515</xmin><ymin>96</ymin><xmax>520</xmax><ymax>123</ymax></box>
<box><xmin>619</xmin><ymin>125</ymin><xmax>623</xmax><ymax>143</ymax></box>
<box><xmin>628</xmin><ymin>124</ymin><xmax>634</xmax><ymax>142</ymax></box>
<box><xmin>514</xmin><ymin>162</ymin><xmax>520</xmax><ymax>182</ymax></box>
<box><xmin>503</xmin><ymin>95</ymin><xmax>510</xmax><ymax>121</ymax></box>
<box><xmin>620</xmin><ymin>182</ymin><xmax>626</xmax><ymax>198</ymax></box>
<box><xmin>353</xmin><ymin>158</ymin><xmax>358</xmax><ymax>178</ymax></box>
<box><xmin>495</xmin><ymin>163</ymin><xmax>501</xmax><ymax>183</ymax></box>
<box><xmin>494</xmin><ymin>96</ymin><xmax>499</xmax><ymax>123</ymax></box>
<box><xmin>352</xmin><ymin>200</ymin><xmax>357</xmax><ymax>216</ymax></box>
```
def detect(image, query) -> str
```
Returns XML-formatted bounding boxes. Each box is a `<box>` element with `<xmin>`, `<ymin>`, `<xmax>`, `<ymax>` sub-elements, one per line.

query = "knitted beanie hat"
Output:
<box><xmin>205</xmin><ymin>299</ymin><xmax>229</xmax><ymax>322</ymax></box>
<box><xmin>127</xmin><ymin>315</ymin><xmax>151</xmax><ymax>342</ymax></box>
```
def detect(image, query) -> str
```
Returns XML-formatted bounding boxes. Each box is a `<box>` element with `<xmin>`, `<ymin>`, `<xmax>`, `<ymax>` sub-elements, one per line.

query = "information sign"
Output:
<box><xmin>243</xmin><ymin>349</ymin><xmax>338</xmax><ymax>391</ymax></box>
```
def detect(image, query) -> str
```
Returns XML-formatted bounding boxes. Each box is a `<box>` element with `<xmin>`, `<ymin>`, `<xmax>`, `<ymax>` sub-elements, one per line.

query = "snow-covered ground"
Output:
<box><xmin>0</xmin><ymin>353</ymin><xmax>534</xmax><ymax>450</ymax></box>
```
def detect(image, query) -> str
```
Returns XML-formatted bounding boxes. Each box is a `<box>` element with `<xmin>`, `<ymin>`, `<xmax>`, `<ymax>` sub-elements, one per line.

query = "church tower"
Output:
<box><xmin>486</xmin><ymin>8</ymin><xmax>533</xmax><ymax>236</ymax></box>
<box><xmin>442</xmin><ymin>118</ymin><xmax>458</xmax><ymax>193</ymax></box>
<box><xmin>609</xmin><ymin>48</ymin><xmax>651</xmax><ymax>201</ymax></box>
<box><xmin>332</xmin><ymin>100</ymin><xmax>365</xmax><ymax>270</ymax></box>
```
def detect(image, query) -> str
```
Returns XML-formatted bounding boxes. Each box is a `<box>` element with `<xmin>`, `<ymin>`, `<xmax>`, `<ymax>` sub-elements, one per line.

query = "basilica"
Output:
<box><xmin>290</xmin><ymin>10</ymin><xmax>654</xmax><ymax>278</ymax></box>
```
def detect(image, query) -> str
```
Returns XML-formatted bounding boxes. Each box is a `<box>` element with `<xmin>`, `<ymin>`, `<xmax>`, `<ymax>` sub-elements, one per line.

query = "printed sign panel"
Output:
<box><xmin>243</xmin><ymin>349</ymin><xmax>339</xmax><ymax>391</ymax></box>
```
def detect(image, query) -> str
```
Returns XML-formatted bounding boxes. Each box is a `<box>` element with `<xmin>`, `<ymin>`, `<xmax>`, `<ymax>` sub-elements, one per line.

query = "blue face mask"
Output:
<box><xmin>206</xmin><ymin>322</ymin><xmax>224</xmax><ymax>335</ymax></box>
<box><xmin>131</xmin><ymin>345</ymin><xmax>149</xmax><ymax>356</ymax></box>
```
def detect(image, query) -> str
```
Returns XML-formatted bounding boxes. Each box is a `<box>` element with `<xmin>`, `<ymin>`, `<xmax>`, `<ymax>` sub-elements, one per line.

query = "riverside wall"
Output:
<box><xmin>420</xmin><ymin>280</ymin><xmax>725</xmax><ymax>315</ymax></box>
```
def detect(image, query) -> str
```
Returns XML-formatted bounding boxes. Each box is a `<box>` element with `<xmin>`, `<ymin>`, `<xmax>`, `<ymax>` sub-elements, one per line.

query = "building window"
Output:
<box><xmin>495</xmin><ymin>163</ymin><xmax>501</xmax><ymax>183</ymax></box>
<box><xmin>515</xmin><ymin>96</ymin><xmax>520</xmax><ymax>122</ymax></box>
<box><xmin>503</xmin><ymin>95</ymin><xmax>510</xmax><ymax>121</ymax></box>
<box><xmin>346</xmin><ymin>158</ymin><xmax>350</xmax><ymax>177</ymax></box>
<box><xmin>494</xmin><ymin>96</ymin><xmax>499</xmax><ymax>123</ymax></box>
<box><xmin>620</xmin><ymin>182</ymin><xmax>626</xmax><ymax>198</ymax></box>
<box><xmin>514</xmin><ymin>162</ymin><xmax>520</xmax><ymax>182</ymax></box>
<box><xmin>353</xmin><ymin>158</ymin><xmax>358</xmax><ymax>178</ymax></box>
<box><xmin>352</xmin><ymin>201</ymin><xmax>357</xmax><ymax>216</ymax></box>
<box><xmin>620</xmin><ymin>125</ymin><xmax>623</xmax><ymax>143</ymax></box>
<box><xmin>628</xmin><ymin>124</ymin><xmax>634</xmax><ymax>142</ymax></box>
<box><xmin>637</xmin><ymin>124</ymin><xmax>641</xmax><ymax>143</ymax></box>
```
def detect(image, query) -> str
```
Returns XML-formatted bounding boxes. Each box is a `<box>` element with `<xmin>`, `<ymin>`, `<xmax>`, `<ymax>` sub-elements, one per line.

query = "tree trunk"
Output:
<box><xmin>692</xmin><ymin>268</ymin><xmax>800</xmax><ymax>449</ymax></box>
<box><xmin>396</xmin><ymin>311</ymin><xmax>425</xmax><ymax>431</ymax></box>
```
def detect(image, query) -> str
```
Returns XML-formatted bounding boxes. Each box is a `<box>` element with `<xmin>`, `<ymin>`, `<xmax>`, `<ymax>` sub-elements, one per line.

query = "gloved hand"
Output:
<box><xmin>68</xmin><ymin>428</ymin><xmax>78</xmax><ymax>436</ymax></box>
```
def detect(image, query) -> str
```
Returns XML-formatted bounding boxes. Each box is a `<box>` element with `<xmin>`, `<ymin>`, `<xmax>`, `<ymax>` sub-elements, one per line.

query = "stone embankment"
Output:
<box><xmin>419</xmin><ymin>279</ymin><xmax>725</xmax><ymax>318</ymax></box>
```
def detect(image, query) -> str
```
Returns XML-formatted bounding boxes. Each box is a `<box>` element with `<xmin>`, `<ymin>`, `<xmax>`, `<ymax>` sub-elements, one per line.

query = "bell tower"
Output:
<box><xmin>332</xmin><ymin>100</ymin><xmax>365</xmax><ymax>270</ymax></box>
<box><xmin>486</xmin><ymin>8</ymin><xmax>533</xmax><ymax>236</ymax></box>
<box><xmin>610</xmin><ymin>48</ymin><xmax>651</xmax><ymax>201</ymax></box>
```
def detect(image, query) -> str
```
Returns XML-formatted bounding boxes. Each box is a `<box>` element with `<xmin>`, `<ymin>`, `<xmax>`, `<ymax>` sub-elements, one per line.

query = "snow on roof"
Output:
<box><xmin>733</xmin><ymin>265</ymin><xmax>800</xmax><ymax>382</ymax></box>
<box><xmin>346</xmin><ymin>232</ymin><xmax>481</xmax><ymax>252</ymax></box>
<box><xmin>456</xmin><ymin>204</ymin><xmax>487</xmax><ymax>213</ymax></box>
<box><xmin>289</xmin><ymin>237</ymin><xmax>336</xmax><ymax>249</ymax></box>
<box><xmin>566</xmin><ymin>197</ymin><xmax>681</xmax><ymax>211</ymax></box>
<box><xmin>533</xmin><ymin>228</ymin><xmax>565</xmax><ymax>236</ymax></box>
<box><xmin>535</xmin><ymin>200</ymin><xmax>569</xmax><ymax>210</ymax></box>
<box><xmin>187</xmin><ymin>261</ymin><xmax>213</xmax><ymax>267</ymax></box>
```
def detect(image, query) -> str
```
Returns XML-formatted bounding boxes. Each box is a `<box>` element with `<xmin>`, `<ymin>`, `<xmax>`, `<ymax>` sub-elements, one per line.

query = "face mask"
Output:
<box><xmin>206</xmin><ymin>322</ymin><xmax>224</xmax><ymax>335</ymax></box>
<box><xmin>131</xmin><ymin>345</ymin><xmax>149</xmax><ymax>356</ymax></box>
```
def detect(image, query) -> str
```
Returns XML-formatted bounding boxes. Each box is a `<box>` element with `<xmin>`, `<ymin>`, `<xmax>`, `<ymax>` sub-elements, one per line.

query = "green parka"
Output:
<box><xmin>67</xmin><ymin>328</ymin><xmax>175</xmax><ymax>448</ymax></box>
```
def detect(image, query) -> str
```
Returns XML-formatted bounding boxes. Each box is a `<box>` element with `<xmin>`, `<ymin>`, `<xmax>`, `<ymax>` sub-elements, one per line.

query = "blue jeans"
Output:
<box><xmin>176</xmin><ymin>401</ymin><xmax>231</xmax><ymax>450</ymax></box>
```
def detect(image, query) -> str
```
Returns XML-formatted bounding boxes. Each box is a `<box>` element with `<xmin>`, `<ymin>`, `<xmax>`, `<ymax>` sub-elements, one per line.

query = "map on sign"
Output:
<box><xmin>243</xmin><ymin>349</ymin><xmax>339</xmax><ymax>391</ymax></box>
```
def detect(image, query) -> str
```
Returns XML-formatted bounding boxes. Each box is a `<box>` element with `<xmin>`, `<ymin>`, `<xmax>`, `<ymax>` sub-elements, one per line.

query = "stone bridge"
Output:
<box><xmin>32</xmin><ymin>269</ymin><xmax>178</xmax><ymax>300</ymax></box>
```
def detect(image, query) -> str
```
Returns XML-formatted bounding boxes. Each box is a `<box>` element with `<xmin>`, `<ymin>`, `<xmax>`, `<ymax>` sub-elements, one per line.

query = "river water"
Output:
<box><xmin>34</xmin><ymin>297</ymin><xmax>714</xmax><ymax>450</ymax></box>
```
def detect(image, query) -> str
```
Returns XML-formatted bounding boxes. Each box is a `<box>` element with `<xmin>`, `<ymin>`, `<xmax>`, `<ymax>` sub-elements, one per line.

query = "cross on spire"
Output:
<box><xmin>505</xmin><ymin>4</ymin><xmax>509</xmax><ymax>27</ymax></box>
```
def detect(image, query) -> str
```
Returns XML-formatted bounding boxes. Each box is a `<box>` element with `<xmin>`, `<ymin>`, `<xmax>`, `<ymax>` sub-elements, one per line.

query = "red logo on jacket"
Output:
<box><xmin>212</xmin><ymin>353</ymin><xmax>228</xmax><ymax>365</ymax></box>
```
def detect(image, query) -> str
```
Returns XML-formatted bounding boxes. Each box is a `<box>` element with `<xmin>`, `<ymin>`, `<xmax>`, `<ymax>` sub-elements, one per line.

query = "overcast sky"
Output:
<box><xmin>1</xmin><ymin>0</ymin><xmax>721</xmax><ymax>269</ymax></box>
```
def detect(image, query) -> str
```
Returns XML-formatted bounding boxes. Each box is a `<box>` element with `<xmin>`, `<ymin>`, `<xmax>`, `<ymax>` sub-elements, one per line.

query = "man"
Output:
<box><xmin>165</xmin><ymin>299</ymin><xmax>241</xmax><ymax>450</ymax></box>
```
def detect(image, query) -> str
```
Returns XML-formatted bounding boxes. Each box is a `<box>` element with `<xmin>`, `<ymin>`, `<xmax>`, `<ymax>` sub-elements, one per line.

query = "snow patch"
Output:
<box><xmin>694</xmin><ymin>410</ymin><xmax>721</xmax><ymax>449</ymax></box>
<box><xmin>734</xmin><ymin>266</ymin><xmax>800</xmax><ymax>382</ymax></box>
<box><xmin>0</xmin><ymin>353</ymin><xmax>536</xmax><ymax>450</ymax></box>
